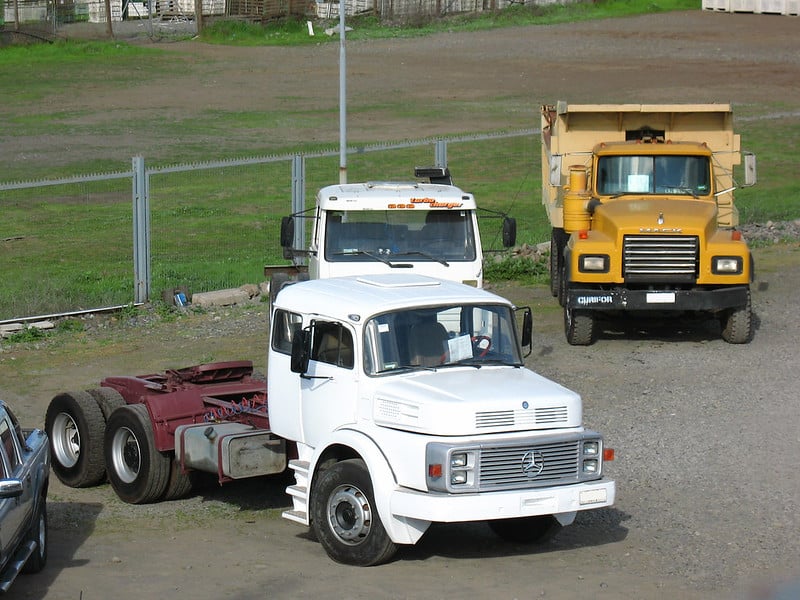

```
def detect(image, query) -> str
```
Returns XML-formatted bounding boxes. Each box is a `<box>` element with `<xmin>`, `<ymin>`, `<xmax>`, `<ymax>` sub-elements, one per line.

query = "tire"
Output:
<box><xmin>270</xmin><ymin>272</ymin><xmax>290</xmax><ymax>305</ymax></box>
<box><xmin>45</xmin><ymin>391</ymin><xmax>106</xmax><ymax>487</ymax></box>
<box><xmin>22</xmin><ymin>501</ymin><xmax>47</xmax><ymax>574</ymax></box>
<box><xmin>720</xmin><ymin>289</ymin><xmax>753</xmax><ymax>344</ymax></box>
<box><xmin>550</xmin><ymin>228</ymin><xmax>566</xmax><ymax>298</ymax></box>
<box><xmin>565</xmin><ymin>306</ymin><xmax>596</xmax><ymax>346</ymax></box>
<box><xmin>488</xmin><ymin>515</ymin><xmax>559</xmax><ymax>544</ymax></box>
<box><xmin>310</xmin><ymin>459</ymin><xmax>397</xmax><ymax>566</ymax></box>
<box><xmin>86</xmin><ymin>387</ymin><xmax>126</xmax><ymax>422</ymax></box>
<box><xmin>161</xmin><ymin>456</ymin><xmax>196</xmax><ymax>502</ymax></box>
<box><xmin>104</xmin><ymin>404</ymin><xmax>170</xmax><ymax>504</ymax></box>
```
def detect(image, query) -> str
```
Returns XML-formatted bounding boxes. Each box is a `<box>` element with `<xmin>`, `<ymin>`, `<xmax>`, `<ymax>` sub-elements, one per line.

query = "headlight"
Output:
<box><xmin>451</xmin><ymin>453</ymin><xmax>468</xmax><ymax>468</ymax></box>
<box><xmin>427</xmin><ymin>444</ymin><xmax>477</xmax><ymax>492</ymax></box>
<box><xmin>579</xmin><ymin>255</ymin><xmax>610</xmax><ymax>273</ymax></box>
<box><xmin>583</xmin><ymin>441</ymin><xmax>599</xmax><ymax>455</ymax></box>
<box><xmin>712</xmin><ymin>256</ymin><xmax>743</xmax><ymax>274</ymax></box>
<box><xmin>582</xmin><ymin>459</ymin><xmax>599</xmax><ymax>474</ymax></box>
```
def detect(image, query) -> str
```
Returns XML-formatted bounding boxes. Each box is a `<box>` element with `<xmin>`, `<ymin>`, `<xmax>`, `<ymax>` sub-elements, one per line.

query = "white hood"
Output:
<box><xmin>372</xmin><ymin>367</ymin><xmax>582</xmax><ymax>436</ymax></box>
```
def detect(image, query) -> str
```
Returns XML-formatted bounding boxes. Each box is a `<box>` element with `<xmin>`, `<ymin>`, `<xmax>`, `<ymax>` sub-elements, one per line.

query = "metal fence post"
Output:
<box><xmin>132</xmin><ymin>156</ymin><xmax>151</xmax><ymax>303</ymax></box>
<box><xmin>435</xmin><ymin>139</ymin><xmax>448</xmax><ymax>169</ymax></box>
<box><xmin>291</xmin><ymin>154</ymin><xmax>306</xmax><ymax>259</ymax></box>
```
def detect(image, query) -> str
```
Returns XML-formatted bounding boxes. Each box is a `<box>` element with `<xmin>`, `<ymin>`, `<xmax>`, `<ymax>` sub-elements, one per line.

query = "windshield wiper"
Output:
<box><xmin>333</xmin><ymin>249</ymin><xmax>412</xmax><ymax>268</ymax></box>
<box><xmin>390</xmin><ymin>250</ymin><xmax>449</xmax><ymax>267</ymax></box>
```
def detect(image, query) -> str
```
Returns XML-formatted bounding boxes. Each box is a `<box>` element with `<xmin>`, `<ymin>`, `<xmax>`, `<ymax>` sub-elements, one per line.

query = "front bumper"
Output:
<box><xmin>567</xmin><ymin>285</ymin><xmax>749</xmax><ymax>312</ymax></box>
<box><xmin>389</xmin><ymin>478</ymin><xmax>615</xmax><ymax>523</ymax></box>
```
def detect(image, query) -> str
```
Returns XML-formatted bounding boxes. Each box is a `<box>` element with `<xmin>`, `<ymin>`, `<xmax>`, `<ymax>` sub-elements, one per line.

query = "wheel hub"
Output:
<box><xmin>111</xmin><ymin>427</ymin><xmax>141</xmax><ymax>484</ymax></box>
<box><xmin>52</xmin><ymin>413</ymin><xmax>80</xmax><ymax>468</ymax></box>
<box><xmin>327</xmin><ymin>485</ymin><xmax>371</xmax><ymax>545</ymax></box>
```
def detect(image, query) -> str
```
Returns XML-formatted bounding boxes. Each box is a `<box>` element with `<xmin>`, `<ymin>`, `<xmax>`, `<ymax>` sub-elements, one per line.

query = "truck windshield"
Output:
<box><xmin>596</xmin><ymin>155</ymin><xmax>710</xmax><ymax>196</ymax></box>
<box><xmin>324</xmin><ymin>210</ymin><xmax>476</xmax><ymax>262</ymax></box>
<box><xmin>363</xmin><ymin>304</ymin><xmax>522</xmax><ymax>375</ymax></box>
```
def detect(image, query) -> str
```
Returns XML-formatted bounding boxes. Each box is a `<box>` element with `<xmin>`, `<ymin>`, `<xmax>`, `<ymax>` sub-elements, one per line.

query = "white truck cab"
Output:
<box><xmin>267</xmin><ymin>274</ymin><xmax>615</xmax><ymax>566</ymax></box>
<box><xmin>275</xmin><ymin>168</ymin><xmax>516</xmax><ymax>294</ymax></box>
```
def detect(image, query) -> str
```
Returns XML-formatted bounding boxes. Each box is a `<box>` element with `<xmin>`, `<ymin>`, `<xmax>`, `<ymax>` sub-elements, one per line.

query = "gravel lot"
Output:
<box><xmin>1</xmin><ymin>8</ymin><xmax>799</xmax><ymax>600</ymax></box>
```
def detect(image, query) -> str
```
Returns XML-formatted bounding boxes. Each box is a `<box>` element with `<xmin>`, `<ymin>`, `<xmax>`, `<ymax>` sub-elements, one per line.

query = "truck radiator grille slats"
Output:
<box><xmin>623</xmin><ymin>235</ymin><xmax>699</xmax><ymax>281</ymax></box>
<box><xmin>478</xmin><ymin>440</ymin><xmax>580</xmax><ymax>490</ymax></box>
<box><xmin>475</xmin><ymin>406</ymin><xmax>568</xmax><ymax>429</ymax></box>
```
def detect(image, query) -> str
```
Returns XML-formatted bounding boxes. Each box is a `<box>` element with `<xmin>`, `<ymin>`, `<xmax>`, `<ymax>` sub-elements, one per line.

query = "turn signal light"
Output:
<box><xmin>603</xmin><ymin>448</ymin><xmax>615</xmax><ymax>461</ymax></box>
<box><xmin>578</xmin><ymin>230</ymin><xmax>589</xmax><ymax>240</ymax></box>
<box><xmin>428</xmin><ymin>464</ymin><xmax>443</xmax><ymax>479</ymax></box>
<box><xmin>732</xmin><ymin>230</ymin><xmax>742</xmax><ymax>241</ymax></box>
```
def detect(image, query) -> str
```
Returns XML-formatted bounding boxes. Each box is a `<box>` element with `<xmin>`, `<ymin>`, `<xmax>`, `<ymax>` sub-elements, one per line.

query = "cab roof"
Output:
<box><xmin>273</xmin><ymin>274</ymin><xmax>511</xmax><ymax>321</ymax></box>
<box><xmin>315</xmin><ymin>181</ymin><xmax>477</xmax><ymax>212</ymax></box>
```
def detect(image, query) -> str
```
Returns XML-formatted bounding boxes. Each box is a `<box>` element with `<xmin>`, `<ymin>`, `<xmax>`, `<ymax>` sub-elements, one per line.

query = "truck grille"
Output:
<box><xmin>623</xmin><ymin>235</ymin><xmax>698</xmax><ymax>282</ymax></box>
<box><xmin>478</xmin><ymin>439</ymin><xmax>580</xmax><ymax>490</ymax></box>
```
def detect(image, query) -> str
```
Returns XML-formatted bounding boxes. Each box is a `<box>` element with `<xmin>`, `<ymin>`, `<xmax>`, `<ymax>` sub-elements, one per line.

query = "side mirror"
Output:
<box><xmin>502</xmin><ymin>217</ymin><xmax>517</xmax><ymax>248</ymax></box>
<box><xmin>743</xmin><ymin>152</ymin><xmax>757</xmax><ymax>187</ymax></box>
<box><xmin>549</xmin><ymin>155</ymin><xmax>563</xmax><ymax>187</ymax></box>
<box><xmin>519</xmin><ymin>307</ymin><xmax>533</xmax><ymax>357</ymax></box>
<box><xmin>0</xmin><ymin>479</ymin><xmax>24</xmax><ymax>499</ymax></box>
<box><xmin>290</xmin><ymin>329</ymin><xmax>310</xmax><ymax>374</ymax></box>
<box><xmin>280</xmin><ymin>217</ymin><xmax>295</xmax><ymax>248</ymax></box>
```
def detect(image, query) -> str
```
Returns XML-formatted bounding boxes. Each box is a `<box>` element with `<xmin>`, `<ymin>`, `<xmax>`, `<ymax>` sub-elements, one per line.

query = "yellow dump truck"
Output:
<box><xmin>541</xmin><ymin>102</ymin><xmax>757</xmax><ymax>345</ymax></box>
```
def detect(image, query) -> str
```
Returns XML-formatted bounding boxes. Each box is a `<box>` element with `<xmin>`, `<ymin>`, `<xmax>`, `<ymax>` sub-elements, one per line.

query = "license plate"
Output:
<box><xmin>579</xmin><ymin>488</ymin><xmax>608</xmax><ymax>505</ymax></box>
<box><xmin>646</xmin><ymin>292</ymin><xmax>676</xmax><ymax>304</ymax></box>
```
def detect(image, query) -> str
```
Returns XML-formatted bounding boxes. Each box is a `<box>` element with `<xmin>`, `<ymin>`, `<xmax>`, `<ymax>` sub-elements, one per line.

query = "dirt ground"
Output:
<box><xmin>2</xmin><ymin>9</ymin><xmax>800</xmax><ymax>600</ymax></box>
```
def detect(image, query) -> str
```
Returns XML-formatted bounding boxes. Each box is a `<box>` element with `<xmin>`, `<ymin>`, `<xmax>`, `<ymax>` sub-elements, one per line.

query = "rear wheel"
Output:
<box><xmin>161</xmin><ymin>456</ymin><xmax>196</xmax><ymax>501</ymax></box>
<box><xmin>488</xmin><ymin>515</ymin><xmax>559</xmax><ymax>544</ymax></box>
<box><xmin>45</xmin><ymin>391</ymin><xmax>106</xmax><ymax>487</ymax></box>
<box><xmin>310</xmin><ymin>459</ymin><xmax>397</xmax><ymax>566</ymax></box>
<box><xmin>22</xmin><ymin>501</ymin><xmax>47</xmax><ymax>574</ymax></box>
<box><xmin>104</xmin><ymin>404</ymin><xmax>170</xmax><ymax>504</ymax></box>
<box><xmin>550</xmin><ymin>228</ymin><xmax>567</xmax><ymax>298</ymax></box>
<box><xmin>565</xmin><ymin>306</ymin><xmax>596</xmax><ymax>346</ymax></box>
<box><xmin>87</xmin><ymin>387</ymin><xmax>126</xmax><ymax>422</ymax></box>
<box><xmin>720</xmin><ymin>289</ymin><xmax>752</xmax><ymax>344</ymax></box>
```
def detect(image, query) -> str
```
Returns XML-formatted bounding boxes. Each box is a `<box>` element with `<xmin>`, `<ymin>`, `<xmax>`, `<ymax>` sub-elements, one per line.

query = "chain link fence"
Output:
<box><xmin>0</xmin><ymin>131</ymin><xmax>541</xmax><ymax>322</ymax></box>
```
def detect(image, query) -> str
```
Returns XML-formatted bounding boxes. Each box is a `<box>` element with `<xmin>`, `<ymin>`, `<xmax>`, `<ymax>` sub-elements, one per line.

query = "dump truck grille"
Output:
<box><xmin>623</xmin><ymin>235</ymin><xmax>699</xmax><ymax>282</ymax></box>
<box><xmin>478</xmin><ymin>440</ymin><xmax>580</xmax><ymax>490</ymax></box>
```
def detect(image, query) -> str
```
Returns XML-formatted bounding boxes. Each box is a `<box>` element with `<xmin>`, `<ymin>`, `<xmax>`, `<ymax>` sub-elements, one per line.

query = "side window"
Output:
<box><xmin>0</xmin><ymin>418</ymin><xmax>21</xmax><ymax>474</ymax></box>
<box><xmin>311</xmin><ymin>321</ymin><xmax>354</xmax><ymax>369</ymax></box>
<box><xmin>271</xmin><ymin>309</ymin><xmax>303</xmax><ymax>355</ymax></box>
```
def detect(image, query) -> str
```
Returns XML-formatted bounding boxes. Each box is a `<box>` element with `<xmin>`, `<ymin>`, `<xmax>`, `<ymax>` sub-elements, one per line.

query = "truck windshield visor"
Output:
<box><xmin>596</xmin><ymin>155</ymin><xmax>710</xmax><ymax>196</ymax></box>
<box><xmin>363</xmin><ymin>303</ymin><xmax>522</xmax><ymax>375</ymax></box>
<box><xmin>324</xmin><ymin>209</ymin><xmax>477</xmax><ymax>262</ymax></box>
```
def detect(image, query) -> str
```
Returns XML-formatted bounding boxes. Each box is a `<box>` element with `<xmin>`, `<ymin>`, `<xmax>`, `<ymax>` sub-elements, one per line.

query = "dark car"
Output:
<box><xmin>0</xmin><ymin>400</ymin><xmax>49</xmax><ymax>593</ymax></box>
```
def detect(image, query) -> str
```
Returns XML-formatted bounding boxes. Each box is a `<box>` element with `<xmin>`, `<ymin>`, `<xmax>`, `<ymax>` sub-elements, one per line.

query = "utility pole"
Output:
<box><xmin>338</xmin><ymin>0</ymin><xmax>347</xmax><ymax>184</ymax></box>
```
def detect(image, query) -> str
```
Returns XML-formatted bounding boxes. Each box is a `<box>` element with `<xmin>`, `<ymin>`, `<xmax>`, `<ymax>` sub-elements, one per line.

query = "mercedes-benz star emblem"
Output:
<box><xmin>521</xmin><ymin>450</ymin><xmax>545</xmax><ymax>478</ymax></box>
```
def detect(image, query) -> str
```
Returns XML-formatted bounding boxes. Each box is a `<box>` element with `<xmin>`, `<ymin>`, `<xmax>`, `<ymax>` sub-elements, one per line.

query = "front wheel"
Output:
<box><xmin>45</xmin><ymin>391</ymin><xmax>106</xmax><ymax>487</ymax></box>
<box><xmin>22</xmin><ymin>501</ymin><xmax>47</xmax><ymax>574</ymax></box>
<box><xmin>565</xmin><ymin>306</ymin><xmax>596</xmax><ymax>346</ymax></box>
<box><xmin>310</xmin><ymin>459</ymin><xmax>397</xmax><ymax>566</ymax></box>
<box><xmin>104</xmin><ymin>404</ymin><xmax>170</xmax><ymax>504</ymax></box>
<box><xmin>720</xmin><ymin>289</ymin><xmax>752</xmax><ymax>344</ymax></box>
<box><xmin>488</xmin><ymin>515</ymin><xmax>559</xmax><ymax>544</ymax></box>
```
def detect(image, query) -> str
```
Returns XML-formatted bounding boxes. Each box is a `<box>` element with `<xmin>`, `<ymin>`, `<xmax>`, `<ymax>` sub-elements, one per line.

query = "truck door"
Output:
<box><xmin>300</xmin><ymin>320</ymin><xmax>359</xmax><ymax>448</ymax></box>
<box><xmin>0</xmin><ymin>415</ymin><xmax>29</xmax><ymax>556</ymax></box>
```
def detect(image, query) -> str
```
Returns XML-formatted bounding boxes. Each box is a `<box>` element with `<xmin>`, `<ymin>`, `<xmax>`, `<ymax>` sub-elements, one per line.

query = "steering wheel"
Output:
<box><xmin>471</xmin><ymin>335</ymin><xmax>492</xmax><ymax>357</ymax></box>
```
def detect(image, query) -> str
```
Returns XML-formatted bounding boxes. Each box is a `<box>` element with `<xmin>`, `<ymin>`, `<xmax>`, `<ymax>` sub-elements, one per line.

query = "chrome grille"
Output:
<box><xmin>478</xmin><ymin>440</ymin><xmax>580</xmax><ymax>490</ymax></box>
<box><xmin>623</xmin><ymin>235</ymin><xmax>698</xmax><ymax>281</ymax></box>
